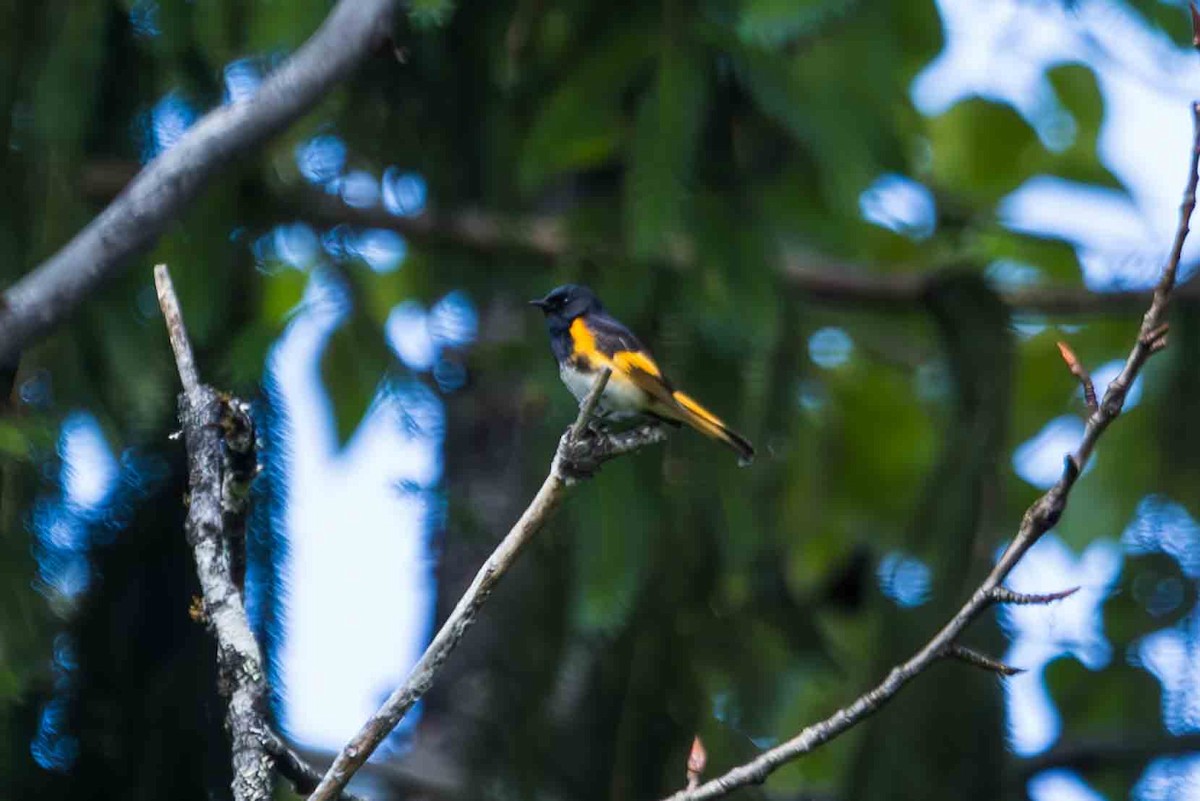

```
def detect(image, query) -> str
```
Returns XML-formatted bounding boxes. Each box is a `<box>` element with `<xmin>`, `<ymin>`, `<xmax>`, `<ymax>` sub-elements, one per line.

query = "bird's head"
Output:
<box><xmin>529</xmin><ymin>284</ymin><xmax>602</xmax><ymax>327</ymax></box>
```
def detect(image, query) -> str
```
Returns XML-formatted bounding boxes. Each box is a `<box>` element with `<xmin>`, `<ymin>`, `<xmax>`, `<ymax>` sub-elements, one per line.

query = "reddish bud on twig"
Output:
<box><xmin>687</xmin><ymin>736</ymin><xmax>707</xmax><ymax>790</ymax></box>
<box><xmin>944</xmin><ymin>645</ymin><xmax>1024</xmax><ymax>676</ymax></box>
<box><xmin>1056</xmin><ymin>341</ymin><xmax>1098</xmax><ymax>412</ymax></box>
<box><xmin>1190</xmin><ymin>1</ymin><xmax>1200</xmax><ymax>50</ymax></box>
<box><xmin>989</xmin><ymin>585</ymin><xmax>1079</xmax><ymax>606</ymax></box>
<box><xmin>188</xmin><ymin>595</ymin><xmax>207</xmax><ymax>624</ymax></box>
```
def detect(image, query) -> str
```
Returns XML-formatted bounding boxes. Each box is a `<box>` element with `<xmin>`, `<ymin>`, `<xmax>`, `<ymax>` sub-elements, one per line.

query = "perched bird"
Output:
<box><xmin>530</xmin><ymin>284</ymin><xmax>754</xmax><ymax>463</ymax></box>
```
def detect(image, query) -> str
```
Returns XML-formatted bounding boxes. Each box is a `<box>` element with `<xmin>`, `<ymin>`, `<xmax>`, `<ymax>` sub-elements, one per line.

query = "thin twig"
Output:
<box><xmin>155</xmin><ymin>266</ymin><xmax>201</xmax><ymax>396</ymax></box>
<box><xmin>659</xmin><ymin>100</ymin><xmax>1200</xmax><ymax>801</ymax></box>
<box><xmin>0</xmin><ymin>0</ymin><xmax>400</xmax><ymax>365</ymax></box>
<box><xmin>309</xmin><ymin>369</ymin><xmax>664</xmax><ymax>801</ymax></box>
<box><xmin>942</xmin><ymin>645</ymin><xmax>1023</xmax><ymax>677</ymax></box>
<box><xmin>988</xmin><ymin>585</ymin><xmax>1079</xmax><ymax>606</ymax></box>
<box><xmin>569</xmin><ymin>368</ymin><xmax>611</xmax><ymax>442</ymax></box>
<box><xmin>1056</xmin><ymin>341</ymin><xmax>1097</xmax><ymax>413</ymax></box>
<box><xmin>157</xmin><ymin>264</ymin><xmax>273</xmax><ymax>801</ymax></box>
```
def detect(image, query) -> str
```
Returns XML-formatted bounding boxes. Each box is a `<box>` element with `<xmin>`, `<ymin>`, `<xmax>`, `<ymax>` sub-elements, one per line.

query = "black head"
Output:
<box><xmin>529</xmin><ymin>284</ymin><xmax>603</xmax><ymax>325</ymax></box>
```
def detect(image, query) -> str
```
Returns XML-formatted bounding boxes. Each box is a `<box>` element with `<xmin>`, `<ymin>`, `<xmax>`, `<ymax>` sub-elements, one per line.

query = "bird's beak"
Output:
<box><xmin>528</xmin><ymin>298</ymin><xmax>548</xmax><ymax>309</ymax></box>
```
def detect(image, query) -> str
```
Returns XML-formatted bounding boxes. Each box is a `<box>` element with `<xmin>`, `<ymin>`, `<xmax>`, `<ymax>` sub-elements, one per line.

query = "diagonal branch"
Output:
<box><xmin>659</xmin><ymin>99</ymin><xmax>1200</xmax><ymax>801</ymax></box>
<box><xmin>308</xmin><ymin>368</ymin><xmax>669</xmax><ymax>801</ymax></box>
<box><xmin>0</xmin><ymin>0</ymin><xmax>400</xmax><ymax>365</ymax></box>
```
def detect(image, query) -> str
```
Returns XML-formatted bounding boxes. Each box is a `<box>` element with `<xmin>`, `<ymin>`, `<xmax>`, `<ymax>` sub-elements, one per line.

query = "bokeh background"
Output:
<box><xmin>1</xmin><ymin>0</ymin><xmax>1200</xmax><ymax>799</ymax></box>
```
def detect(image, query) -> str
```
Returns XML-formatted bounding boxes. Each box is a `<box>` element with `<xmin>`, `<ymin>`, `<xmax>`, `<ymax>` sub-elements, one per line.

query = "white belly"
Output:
<box><xmin>560</xmin><ymin>363</ymin><xmax>646</xmax><ymax>415</ymax></box>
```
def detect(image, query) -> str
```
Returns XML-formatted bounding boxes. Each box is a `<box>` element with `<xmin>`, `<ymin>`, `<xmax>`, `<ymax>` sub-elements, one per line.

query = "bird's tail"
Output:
<box><xmin>670</xmin><ymin>391</ymin><xmax>755</xmax><ymax>464</ymax></box>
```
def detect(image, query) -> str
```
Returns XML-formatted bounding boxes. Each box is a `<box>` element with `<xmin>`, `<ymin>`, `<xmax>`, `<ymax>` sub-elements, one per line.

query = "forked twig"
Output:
<box><xmin>1056</xmin><ymin>341</ymin><xmax>1098</xmax><ymax>413</ymax></box>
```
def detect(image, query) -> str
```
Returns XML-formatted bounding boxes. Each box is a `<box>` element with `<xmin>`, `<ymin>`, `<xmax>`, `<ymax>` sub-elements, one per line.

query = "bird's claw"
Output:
<box><xmin>557</xmin><ymin>429</ymin><xmax>603</xmax><ymax>481</ymax></box>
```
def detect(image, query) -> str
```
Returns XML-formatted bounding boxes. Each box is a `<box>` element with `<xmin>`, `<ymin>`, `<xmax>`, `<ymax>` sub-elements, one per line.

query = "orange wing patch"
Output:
<box><xmin>569</xmin><ymin>318</ymin><xmax>664</xmax><ymax>377</ymax></box>
<box><xmin>612</xmin><ymin>349</ymin><xmax>662</xmax><ymax>378</ymax></box>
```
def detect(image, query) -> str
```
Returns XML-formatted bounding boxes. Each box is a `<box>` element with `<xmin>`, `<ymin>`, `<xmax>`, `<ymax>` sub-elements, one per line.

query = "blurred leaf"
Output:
<box><xmin>261</xmin><ymin>268</ymin><xmax>310</xmax><ymax>327</ymax></box>
<box><xmin>1045</xmin><ymin>656</ymin><xmax>1165</xmax><ymax>756</ymax></box>
<box><xmin>928</xmin><ymin>98</ymin><xmax>1041</xmax><ymax>204</ymax></box>
<box><xmin>245</xmin><ymin>0</ymin><xmax>329</xmax><ymax>52</ymax></box>
<box><xmin>0</xmin><ymin>418</ymin><xmax>54</xmax><ymax>459</ymax></box>
<box><xmin>1106</xmin><ymin>553</ymin><xmax>1196</xmax><ymax>644</ymax></box>
<box><xmin>1042</xmin><ymin>64</ymin><xmax>1123</xmax><ymax>190</ymax></box>
<box><xmin>519</xmin><ymin>28</ymin><xmax>657</xmax><ymax>191</ymax></box>
<box><xmin>410</xmin><ymin>0</ymin><xmax>457</xmax><ymax>29</ymax></box>
<box><xmin>706</xmin><ymin>25</ymin><xmax>816</xmax><ymax>148</ymax></box>
<box><xmin>569</xmin><ymin>462</ymin><xmax>650</xmax><ymax>634</ymax></box>
<box><xmin>0</xmin><ymin>425</ymin><xmax>27</xmax><ymax>458</ymax></box>
<box><xmin>192</xmin><ymin>1</ymin><xmax>239</xmax><ymax>67</ymax></box>
<box><xmin>217</xmin><ymin>322</ymin><xmax>278</xmax><ymax>389</ymax></box>
<box><xmin>318</xmin><ymin>313</ymin><xmax>396</xmax><ymax>446</ymax></box>
<box><xmin>626</xmin><ymin>44</ymin><xmax>707</xmax><ymax>258</ymax></box>
<box><xmin>735</xmin><ymin>0</ymin><xmax>857</xmax><ymax>49</ymax></box>
<box><xmin>976</xmin><ymin>228</ymin><xmax>1083</xmax><ymax>284</ymax></box>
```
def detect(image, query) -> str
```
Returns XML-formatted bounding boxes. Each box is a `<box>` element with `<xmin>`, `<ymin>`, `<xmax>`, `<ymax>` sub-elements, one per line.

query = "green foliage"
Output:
<box><xmin>318</xmin><ymin>307</ymin><xmax>397</xmax><ymax>446</ymax></box>
<box><xmin>1</xmin><ymin>0</ymin><xmax>1197</xmax><ymax>799</ymax></box>
<box><xmin>518</xmin><ymin>27</ymin><xmax>657</xmax><ymax>192</ymax></box>
<box><xmin>734</xmin><ymin>0</ymin><xmax>858</xmax><ymax>49</ymax></box>
<box><xmin>929</xmin><ymin>99</ymin><xmax>1043</xmax><ymax>204</ymax></box>
<box><xmin>410</xmin><ymin>0</ymin><xmax>457</xmax><ymax>30</ymax></box>
<box><xmin>626</xmin><ymin>43</ymin><xmax>707</xmax><ymax>258</ymax></box>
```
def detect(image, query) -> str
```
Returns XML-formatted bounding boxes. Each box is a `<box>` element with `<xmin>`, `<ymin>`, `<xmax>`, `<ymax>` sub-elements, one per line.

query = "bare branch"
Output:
<box><xmin>1056</xmin><ymin>341</ymin><xmax>1097</xmax><ymax>413</ymax></box>
<box><xmin>1016</xmin><ymin>731</ymin><xmax>1200</xmax><ymax>781</ymax></box>
<box><xmin>158</xmin><ymin>264</ymin><xmax>272</xmax><ymax>801</ymax></box>
<box><xmin>569</xmin><ymin>368</ymin><xmax>611</xmax><ymax>442</ymax></box>
<box><xmin>78</xmin><ymin>161</ymin><xmax>1200</xmax><ymax>318</ymax></box>
<box><xmin>309</xmin><ymin>370</ymin><xmax>664</xmax><ymax>800</ymax></box>
<box><xmin>659</xmin><ymin>101</ymin><xmax>1200</xmax><ymax>801</ymax></box>
<box><xmin>0</xmin><ymin>0</ymin><xmax>400</xmax><ymax>365</ymax></box>
<box><xmin>988</xmin><ymin>585</ymin><xmax>1079</xmax><ymax>606</ymax></box>
<box><xmin>264</xmin><ymin>732</ymin><xmax>368</xmax><ymax>801</ymax></box>
<box><xmin>154</xmin><ymin>266</ymin><xmax>202</xmax><ymax>396</ymax></box>
<box><xmin>942</xmin><ymin>645</ymin><xmax>1024</xmax><ymax>677</ymax></box>
<box><xmin>299</xmin><ymin>195</ymin><xmax>1199</xmax><ymax>316</ymax></box>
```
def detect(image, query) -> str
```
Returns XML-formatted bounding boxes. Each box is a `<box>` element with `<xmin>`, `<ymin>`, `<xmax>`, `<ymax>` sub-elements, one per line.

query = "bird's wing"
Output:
<box><xmin>569</xmin><ymin>313</ymin><xmax>755</xmax><ymax>461</ymax></box>
<box><xmin>583</xmin><ymin>312</ymin><xmax>651</xmax><ymax>358</ymax></box>
<box><xmin>576</xmin><ymin>314</ymin><xmax>681</xmax><ymax>407</ymax></box>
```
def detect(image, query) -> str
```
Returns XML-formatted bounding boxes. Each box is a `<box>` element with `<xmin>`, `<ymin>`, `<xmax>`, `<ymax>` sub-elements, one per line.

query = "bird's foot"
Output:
<box><xmin>556</xmin><ymin>427</ymin><xmax>605</xmax><ymax>482</ymax></box>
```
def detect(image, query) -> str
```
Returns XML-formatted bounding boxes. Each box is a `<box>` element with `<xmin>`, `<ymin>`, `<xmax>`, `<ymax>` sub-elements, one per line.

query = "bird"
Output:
<box><xmin>530</xmin><ymin>284</ymin><xmax>754</xmax><ymax>463</ymax></box>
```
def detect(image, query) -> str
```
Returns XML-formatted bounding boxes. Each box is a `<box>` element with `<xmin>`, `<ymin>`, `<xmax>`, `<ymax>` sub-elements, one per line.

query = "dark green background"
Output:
<box><xmin>0</xmin><ymin>1</ymin><xmax>1197</xmax><ymax>799</ymax></box>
